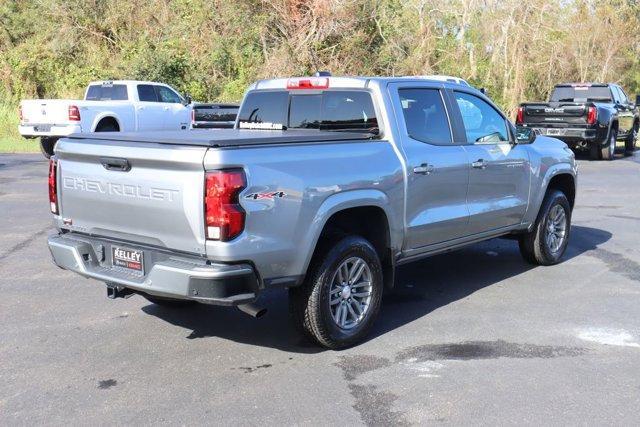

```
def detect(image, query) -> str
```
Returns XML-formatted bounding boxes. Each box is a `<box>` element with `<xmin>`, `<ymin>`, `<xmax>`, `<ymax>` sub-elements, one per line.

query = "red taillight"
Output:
<box><xmin>286</xmin><ymin>77</ymin><xmax>329</xmax><ymax>90</ymax></box>
<box><xmin>587</xmin><ymin>106</ymin><xmax>597</xmax><ymax>125</ymax></box>
<box><xmin>18</xmin><ymin>105</ymin><xmax>23</xmax><ymax>123</ymax></box>
<box><xmin>48</xmin><ymin>159</ymin><xmax>58</xmax><ymax>214</ymax></box>
<box><xmin>191</xmin><ymin>109</ymin><xmax>195</xmax><ymax>124</ymax></box>
<box><xmin>205</xmin><ymin>170</ymin><xmax>246</xmax><ymax>241</ymax></box>
<box><xmin>68</xmin><ymin>105</ymin><xmax>81</xmax><ymax>121</ymax></box>
<box><xmin>516</xmin><ymin>107</ymin><xmax>524</xmax><ymax>124</ymax></box>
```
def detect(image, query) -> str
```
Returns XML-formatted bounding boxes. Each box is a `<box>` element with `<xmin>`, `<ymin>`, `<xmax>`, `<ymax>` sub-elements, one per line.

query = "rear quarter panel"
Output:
<box><xmin>77</xmin><ymin>102</ymin><xmax>136</xmax><ymax>132</ymax></box>
<box><xmin>596</xmin><ymin>104</ymin><xmax>616</xmax><ymax>136</ymax></box>
<box><xmin>203</xmin><ymin>140</ymin><xmax>404</xmax><ymax>285</ymax></box>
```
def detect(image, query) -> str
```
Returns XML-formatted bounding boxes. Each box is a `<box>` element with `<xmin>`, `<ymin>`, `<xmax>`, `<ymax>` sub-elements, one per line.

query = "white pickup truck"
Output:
<box><xmin>18</xmin><ymin>80</ymin><xmax>192</xmax><ymax>157</ymax></box>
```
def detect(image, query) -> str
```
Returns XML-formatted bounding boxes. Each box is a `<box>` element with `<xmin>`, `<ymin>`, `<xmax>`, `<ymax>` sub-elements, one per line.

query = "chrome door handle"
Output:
<box><xmin>413</xmin><ymin>163</ymin><xmax>435</xmax><ymax>175</ymax></box>
<box><xmin>471</xmin><ymin>159</ymin><xmax>487</xmax><ymax>169</ymax></box>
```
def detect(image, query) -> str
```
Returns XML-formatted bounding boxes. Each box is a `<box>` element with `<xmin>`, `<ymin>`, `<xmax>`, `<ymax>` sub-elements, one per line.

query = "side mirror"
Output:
<box><xmin>480</xmin><ymin>87</ymin><xmax>487</xmax><ymax>95</ymax></box>
<box><xmin>183</xmin><ymin>94</ymin><xmax>192</xmax><ymax>105</ymax></box>
<box><xmin>515</xmin><ymin>126</ymin><xmax>536</xmax><ymax>144</ymax></box>
<box><xmin>635</xmin><ymin>94</ymin><xmax>640</xmax><ymax>106</ymax></box>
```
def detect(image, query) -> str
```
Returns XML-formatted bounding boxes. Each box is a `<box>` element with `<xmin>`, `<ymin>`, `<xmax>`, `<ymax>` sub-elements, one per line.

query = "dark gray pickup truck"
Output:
<box><xmin>517</xmin><ymin>83</ymin><xmax>638</xmax><ymax>160</ymax></box>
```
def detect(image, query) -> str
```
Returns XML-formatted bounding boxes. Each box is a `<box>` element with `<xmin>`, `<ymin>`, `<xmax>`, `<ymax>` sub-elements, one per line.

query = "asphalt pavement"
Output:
<box><xmin>1</xmin><ymin>150</ymin><xmax>639</xmax><ymax>425</ymax></box>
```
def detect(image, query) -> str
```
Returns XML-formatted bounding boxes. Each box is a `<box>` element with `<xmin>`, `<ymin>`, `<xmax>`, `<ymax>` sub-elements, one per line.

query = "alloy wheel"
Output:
<box><xmin>545</xmin><ymin>204</ymin><xmax>567</xmax><ymax>253</ymax></box>
<box><xmin>329</xmin><ymin>257</ymin><xmax>373</xmax><ymax>330</ymax></box>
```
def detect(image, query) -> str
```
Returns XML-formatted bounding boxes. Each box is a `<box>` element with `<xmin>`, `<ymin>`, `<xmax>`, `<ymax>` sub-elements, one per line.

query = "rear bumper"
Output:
<box><xmin>191</xmin><ymin>121</ymin><xmax>235</xmax><ymax>129</ymax></box>
<box><xmin>48</xmin><ymin>233</ymin><xmax>259</xmax><ymax>306</ymax></box>
<box><xmin>529</xmin><ymin>126</ymin><xmax>597</xmax><ymax>142</ymax></box>
<box><xmin>19</xmin><ymin>124</ymin><xmax>82</xmax><ymax>138</ymax></box>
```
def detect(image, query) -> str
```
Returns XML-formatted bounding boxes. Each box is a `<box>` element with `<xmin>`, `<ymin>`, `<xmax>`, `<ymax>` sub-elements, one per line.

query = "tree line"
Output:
<box><xmin>1</xmin><ymin>0</ymin><xmax>639</xmax><ymax>118</ymax></box>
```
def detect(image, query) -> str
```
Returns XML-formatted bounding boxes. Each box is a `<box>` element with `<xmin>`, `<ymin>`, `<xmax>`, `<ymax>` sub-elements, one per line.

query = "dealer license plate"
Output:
<box><xmin>112</xmin><ymin>246</ymin><xmax>144</xmax><ymax>274</ymax></box>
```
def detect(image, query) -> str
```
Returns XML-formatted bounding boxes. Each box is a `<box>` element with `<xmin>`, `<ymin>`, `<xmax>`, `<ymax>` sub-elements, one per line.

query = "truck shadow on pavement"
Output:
<box><xmin>142</xmin><ymin>225</ymin><xmax>611</xmax><ymax>353</ymax></box>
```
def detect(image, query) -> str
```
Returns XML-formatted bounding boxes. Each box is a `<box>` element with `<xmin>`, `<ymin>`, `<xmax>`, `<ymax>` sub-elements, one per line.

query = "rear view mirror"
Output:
<box><xmin>515</xmin><ymin>126</ymin><xmax>536</xmax><ymax>144</ymax></box>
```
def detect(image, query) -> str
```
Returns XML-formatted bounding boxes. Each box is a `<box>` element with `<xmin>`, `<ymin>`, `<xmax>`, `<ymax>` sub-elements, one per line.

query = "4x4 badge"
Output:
<box><xmin>245</xmin><ymin>191</ymin><xmax>286</xmax><ymax>200</ymax></box>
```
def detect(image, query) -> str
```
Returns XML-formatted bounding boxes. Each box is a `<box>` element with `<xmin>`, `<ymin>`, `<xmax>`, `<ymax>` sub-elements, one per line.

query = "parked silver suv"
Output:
<box><xmin>47</xmin><ymin>75</ymin><xmax>577</xmax><ymax>348</ymax></box>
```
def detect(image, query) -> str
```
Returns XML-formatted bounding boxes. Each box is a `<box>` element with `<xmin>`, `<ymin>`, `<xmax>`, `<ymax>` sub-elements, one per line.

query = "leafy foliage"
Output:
<box><xmin>1</xmin><ymin>0</ymin><xmax>639</xmax><ymax>119</ymax></box>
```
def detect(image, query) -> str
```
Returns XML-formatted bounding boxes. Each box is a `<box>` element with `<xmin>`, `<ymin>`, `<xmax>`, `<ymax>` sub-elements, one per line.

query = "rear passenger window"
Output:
<box><xmin>399</xmin><ymin>89</ymin><xmax>452</xmax><ymax>145</ymax></box>
<box><xmin>454</xmin><ymin>92</ymin><xmax>509</xmax><ymax>144</ymax></box>
<box><xmin>137</xmin><ymin>85</ymin><xmax>158</xmax><ymax>102</ymax></box>
<box><xmin>613</xmin><ymin>86</ymin><xmax>627</xmax><ymax>104</ymax></box>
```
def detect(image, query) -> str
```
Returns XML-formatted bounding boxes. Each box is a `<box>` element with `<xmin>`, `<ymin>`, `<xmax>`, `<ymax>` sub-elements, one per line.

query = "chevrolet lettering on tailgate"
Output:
<box><xmin>63</xmin><ymin>176</ymin><xmax>179</xmax><ymax>202</ymax></box>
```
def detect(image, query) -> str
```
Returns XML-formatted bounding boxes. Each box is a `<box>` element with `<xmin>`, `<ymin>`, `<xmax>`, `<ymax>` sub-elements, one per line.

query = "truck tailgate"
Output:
<box><xmin>522</xmin><ymin>103</ymin><xmax>589</xmax><ymax>126</ymax></box>
<box><xmin>55</xmin><ymin>138</ymin><xmax>208</xmax><ymax>255</ymax></box>
<box><xmin>21</xmin><ymin>99</ymin><xmax>75</xmax><ymax>125</ymax></box>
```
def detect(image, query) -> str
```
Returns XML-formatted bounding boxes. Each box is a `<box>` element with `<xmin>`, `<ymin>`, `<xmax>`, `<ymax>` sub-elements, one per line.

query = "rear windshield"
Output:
<box><xmin>85</xmin><ymin>84</ymin><xmax>128</xmax><ymax>101</ymax></box>
<box><xmin>550</xmin><ymin>86</ymin><xmax>612</xmax><ymax>103</ymax></box>
<box><xmin>237</xmin><ymin>90</ymin><xmax>378</xmax><ymax>133</ymax></box>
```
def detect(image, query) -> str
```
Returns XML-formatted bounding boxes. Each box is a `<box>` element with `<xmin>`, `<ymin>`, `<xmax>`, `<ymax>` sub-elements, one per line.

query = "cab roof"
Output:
<box><xmin>87</xmin><ymin>80</ymin><xmax>175</xmax><ymax>87</ymax></box>
<box><xmin>555</xmin><ymin>82</ymin><xmax>609</xmax><ymax>87</ymax></box>
<box><xmin>250</xmin><ymin>75</ymin><xmax>475</xmax><ymax>91</ymax></box>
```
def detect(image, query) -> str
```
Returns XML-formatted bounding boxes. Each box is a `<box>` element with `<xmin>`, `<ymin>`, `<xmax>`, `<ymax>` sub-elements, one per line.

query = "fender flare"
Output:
<box><xmin>91</xmin><ymin>113</ymin><xmax>121</xmax><ymax>132</ymax></box>
<box><xmin>299</xmin><ymin>189</ymin><xmax>401</xmax><ymax>276</ymax></box>
<box><xmin>603</xmin><ymin>113</ymin><xmax>618</xmax><ymax>145</ymax></box>
<box><xmin>527</xmin><ymin>163</ymin><xmax>576</xmax><ymax>229</ymax></box>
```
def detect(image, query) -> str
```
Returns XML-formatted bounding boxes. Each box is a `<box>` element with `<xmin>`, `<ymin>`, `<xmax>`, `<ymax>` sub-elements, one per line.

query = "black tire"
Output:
<box><xmin>143</xmin><ymin>294</ymin><xmax>196</xmax><ymax>307</ymax></box>
<box><xmin>289</xmin><ymin>235</ymin><xmax>383</xmax><ymax>349</ymax></box>
<box><xmin>519</xmin><ymin>190</ymin><xmax>571</xmax><ymax>266</ymax></box>
<box><xmin>40</xmin><ymin>137</ymin><xmax>57</xmax><ymax>159</ymax></box>
<box><xmin>625</xmin><ymin>121</ymin><xmax>638</xmax><ymax>156</ymax></box>
<box><xmin>600</xmin><ymin>127</ymin><xmax>617</xmax><ymax>160</ymax></box>
<box><xmin>589</xmin><ymin>142</ymin><xmax>601</xmax><ymax>160</ymax></box>
<box><xmin>95</xmin><ymin>120</ymin><xmax>119</xmax><ymax>132</ymax></box>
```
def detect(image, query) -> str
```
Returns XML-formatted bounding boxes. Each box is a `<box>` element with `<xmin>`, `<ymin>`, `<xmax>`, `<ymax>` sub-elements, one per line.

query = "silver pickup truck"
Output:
<box><xmin>47</xmin><ymin>76</ymin><xmax>577</xmax><ymax>348</ymax></box>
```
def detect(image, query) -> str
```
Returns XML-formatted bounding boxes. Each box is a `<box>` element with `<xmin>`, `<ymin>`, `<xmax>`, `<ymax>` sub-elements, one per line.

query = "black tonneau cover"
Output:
<box><xmin>66</xmin><ymin>129</ymin><xmax>377</xmax><ymax>148</ymax></box>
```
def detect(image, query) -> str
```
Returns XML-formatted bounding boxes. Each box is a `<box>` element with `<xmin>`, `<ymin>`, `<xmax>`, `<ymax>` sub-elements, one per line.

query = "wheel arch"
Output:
<box><xmin>302</xmin><ymin>190</ymin><xmax>400</xmax><ymax>291</ymax></box>
<box><xmin>546</xmin><ymin>173</ymin><xmax>576</xmax><ymax>209</ymax></box>
<box><xmin>92</xmin><ymin>114</ymin><xmax>121</xmax><ymax>132</ymax></box>
<box><xmin>524</xmin><ymin>164</ymin><xmax>577</xmax><ymax>228</ymax></box>
<box><xmin>609</xmin><ymin>118</ymin><xmax>619</xmax><ymax>136</ymax></box>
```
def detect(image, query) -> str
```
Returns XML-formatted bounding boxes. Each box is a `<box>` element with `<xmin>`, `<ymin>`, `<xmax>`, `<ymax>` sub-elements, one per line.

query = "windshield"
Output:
<box><xmin>237</xmin><ymin>90</ymin><xmax>378</xmax><ymax>133</ymax></box>
<box><xmin>550</xmin><ymin>86</ymin><xmax>612</xmax><ymax>103</ymax></box>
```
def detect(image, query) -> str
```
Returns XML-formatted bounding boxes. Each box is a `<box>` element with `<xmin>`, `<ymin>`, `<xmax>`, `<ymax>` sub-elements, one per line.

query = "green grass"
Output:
<box><xmin>0</xmin><ymin>136</ymin><xmax>40</xmax><ymax>153</ymax></box>
<box><xmin>0</xmin><ymin>101</ymin><xmax>40</xmax><ymax>153</ymax></box>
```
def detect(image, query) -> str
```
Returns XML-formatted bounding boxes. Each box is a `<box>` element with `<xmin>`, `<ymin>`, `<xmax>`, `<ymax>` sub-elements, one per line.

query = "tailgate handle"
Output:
<box><xmin>100</xmin><ymin>157</ymin><xmax>131</xmax><ymax>172</ymax></box>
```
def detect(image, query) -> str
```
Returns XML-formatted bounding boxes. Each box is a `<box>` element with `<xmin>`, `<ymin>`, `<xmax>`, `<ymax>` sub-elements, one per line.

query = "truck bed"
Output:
<box><xmin>65</xmin><ymin>129</ymin><xmax>377</xmax><ymax>148</ymax></box>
